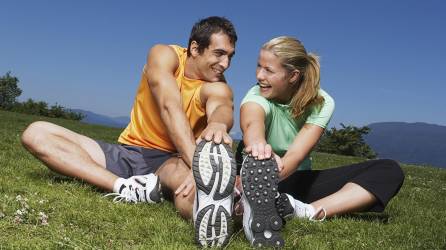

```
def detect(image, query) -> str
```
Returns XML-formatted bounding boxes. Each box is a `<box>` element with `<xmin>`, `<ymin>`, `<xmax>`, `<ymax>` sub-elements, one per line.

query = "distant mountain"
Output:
<box><xmin>72</xmin><ymin>109</ymin><xmax>129</xmax><ymax>128</ymax></box>
<box><xmin>364</xmin><ymin>122</ymin><xmax>446</xmax><ymax>168</ymax></box>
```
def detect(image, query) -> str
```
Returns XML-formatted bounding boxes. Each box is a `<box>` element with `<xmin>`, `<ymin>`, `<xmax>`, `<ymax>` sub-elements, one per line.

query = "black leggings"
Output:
<box><xmin>236</xmin><ymin>142</ymin><xmax>405</xmax><ymax>212</ymax></box>
<box><xmin>278</xmin><ymin>159</ymin><xmax>405</xmax><ymax>212</ymax></box>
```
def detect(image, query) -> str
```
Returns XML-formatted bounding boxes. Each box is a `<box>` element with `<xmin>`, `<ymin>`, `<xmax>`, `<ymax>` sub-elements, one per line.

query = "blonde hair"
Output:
<box><xmin>262</xmin><ymin>36</ymin><xmax>324</xmax><ymax>119</ymax></box>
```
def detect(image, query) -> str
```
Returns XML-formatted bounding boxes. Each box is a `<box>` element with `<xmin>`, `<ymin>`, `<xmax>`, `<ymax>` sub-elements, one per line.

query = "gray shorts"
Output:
<box><xmin>95</xmin><ymin>140</ymin><xmax>174</xmax><ymax>178</ymax></box>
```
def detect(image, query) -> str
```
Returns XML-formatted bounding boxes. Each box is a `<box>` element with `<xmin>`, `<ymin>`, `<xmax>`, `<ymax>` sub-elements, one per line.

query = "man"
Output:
<box><xmin>21</xmin><ymin>16</ymin><xmax>237</xmax><ymax>247</ymax></box>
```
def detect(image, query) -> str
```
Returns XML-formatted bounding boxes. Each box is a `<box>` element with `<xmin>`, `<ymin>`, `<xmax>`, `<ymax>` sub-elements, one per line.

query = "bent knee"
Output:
<box><xmin>21</xmin><ymin>121</ymin><xmax>52</xmax><ymax>150</ymax></box>
<box><xmin>380</xmin><ymin>159</ymin><xmax>405</xmax><ymax>186</ymax></box>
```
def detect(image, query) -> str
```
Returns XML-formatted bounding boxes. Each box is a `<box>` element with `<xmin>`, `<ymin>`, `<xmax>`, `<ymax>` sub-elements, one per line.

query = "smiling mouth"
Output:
<box><xmin>212</xmin><ymin>67</ymin><xmax>224</xmax><ymax>75</ymax></box>
<box><xmin>257</xmin><ymin>82</ymin><xmax>272</xmax><ymax>89</ymax></box>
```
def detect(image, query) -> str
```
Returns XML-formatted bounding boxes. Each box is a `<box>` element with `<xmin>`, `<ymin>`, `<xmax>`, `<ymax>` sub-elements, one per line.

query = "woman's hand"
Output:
<box><xmin>245</xmin><ymin>142</ymin><xmax>271</xmax><ymax>160</ymax></box>
<box><xmin>245</xmin><ymin>142</ymin><xmax>284</xmax><ymax>172</ymax></box>
<box><xmin>273</xmin><ymin>153</ymin><xmax>284</xmax><ymax>173</ymax></box>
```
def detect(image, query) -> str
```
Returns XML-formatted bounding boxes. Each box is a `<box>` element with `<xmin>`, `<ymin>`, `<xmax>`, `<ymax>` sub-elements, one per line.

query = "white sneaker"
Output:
<box><xmin>105</xmin><ymin>174</ymin><xmax>163</xmax><ymax>203</ymax></box>
<box><xmin>193</xmin><ymin>140</ymin><xmax>236</xmax><ymax>247</ymax></box>
<box><xmin>276</xmin><ymin>193</ymin><xmax>326</xmax><ymax>221</ymax></box>
<box><xmin>241</xmin><ymin>155</ymin><xmax>285</xmax><ymax>248</ymax></box>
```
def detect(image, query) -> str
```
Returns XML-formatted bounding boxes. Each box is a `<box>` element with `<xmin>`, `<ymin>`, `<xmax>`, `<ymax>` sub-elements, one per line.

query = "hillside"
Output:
<box><xmin>365</xmin><ymin>122</ymin><xmax>446</xmax><ymax>168</ymax></box>
<box><xmin>71</xmin><ymin>109</ymin><xmax>129</xmax><ymax>128</ymax></box>
<box><xmin>0</xmin><ymin>110</ymin><xmax>445</xmax><ymax>249</ymax></box>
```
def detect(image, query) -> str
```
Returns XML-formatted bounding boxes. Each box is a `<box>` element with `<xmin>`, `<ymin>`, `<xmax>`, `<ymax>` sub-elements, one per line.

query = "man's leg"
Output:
<box><xmin>156</xmin><ymin>157</ymin><xmax>195</xmax><ymax>219</ymax></box>
<box><xmin>21</xmin><ymin>121</ymin><xmax>118</xmax><ymax>190</ymax></box>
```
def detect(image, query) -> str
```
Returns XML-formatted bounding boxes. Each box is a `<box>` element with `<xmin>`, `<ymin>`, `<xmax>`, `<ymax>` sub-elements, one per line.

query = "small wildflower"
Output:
<box><xmin>14</xmin><ymin>215</ymin><xmax>22</xmax><ymax>224</ymax></box>
<box><xmin>15</xmin><ymin>195</ymin><xmax>22</xmax><ymax>201</ymax></box>
<box><xmin>39</xmin><ymin>212</ymin><xmax>49</xmax><ymax>226</ymax></box>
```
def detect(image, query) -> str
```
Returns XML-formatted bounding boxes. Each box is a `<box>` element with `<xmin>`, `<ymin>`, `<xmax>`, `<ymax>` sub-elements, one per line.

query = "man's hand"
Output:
<box><xmin>175</xmin><ymin>171</ymin><xmax>195</xmax><ymax>197</ymax></box>
<box><xmin>197</xmin><ymin>122</ymin><xmax>232</xmax><ymax>145</ymax></box>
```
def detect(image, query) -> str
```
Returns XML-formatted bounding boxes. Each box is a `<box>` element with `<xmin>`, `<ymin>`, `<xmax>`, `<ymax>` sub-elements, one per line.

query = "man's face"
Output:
<box><xmin>194</xmin><ymin>32</ymin><xmax>235</xmax><ymax>82</ymax></box>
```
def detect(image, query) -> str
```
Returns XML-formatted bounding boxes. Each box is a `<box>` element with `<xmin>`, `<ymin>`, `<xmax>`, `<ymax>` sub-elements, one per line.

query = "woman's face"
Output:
<box><xmin>256</xmin><ymin>49</ymin><xmax>296</xmax><ymax>103</ymax></box>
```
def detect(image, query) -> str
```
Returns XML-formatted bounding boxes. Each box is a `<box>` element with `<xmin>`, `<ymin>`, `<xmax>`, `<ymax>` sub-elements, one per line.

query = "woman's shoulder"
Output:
<box><xmin>318</xmin><ymin>88</ymin><xmax>335</xmax><ymax>105</ymax></box>
<box><xmin>242</xmin><ymin>85</ymin><xmax>268</xmax><ymax>102</ymax></box>
<box><xmin>241</xmin><ymin>84</ymin><xmax>272</xmax><ymax>114</ymax></box>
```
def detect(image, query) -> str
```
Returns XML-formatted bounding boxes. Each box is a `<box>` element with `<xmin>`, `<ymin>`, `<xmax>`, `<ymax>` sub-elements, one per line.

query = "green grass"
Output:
<box><xmin>1</xmin><ymin>110</ymin><xmax>445</xmax><ymax>249</ymax></box>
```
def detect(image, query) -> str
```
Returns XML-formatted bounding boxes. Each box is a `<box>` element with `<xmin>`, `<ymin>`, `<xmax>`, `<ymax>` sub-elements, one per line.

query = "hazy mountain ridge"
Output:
<box><xmin>72</xmin><ymin>109</ymin><xmax>130</xmax><ymax>128</ymax></box>
<box><xmin>364</xmin><ymin>122</ymin><xmax>446</xmax><ymax>168</ymax></box>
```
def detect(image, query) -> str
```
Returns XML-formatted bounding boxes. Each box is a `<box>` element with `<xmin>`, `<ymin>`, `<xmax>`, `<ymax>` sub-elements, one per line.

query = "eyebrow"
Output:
<box><xmin>214</xmin><ymin>49</ymin><xmax>236</xmax><ymax>57</ymax></box>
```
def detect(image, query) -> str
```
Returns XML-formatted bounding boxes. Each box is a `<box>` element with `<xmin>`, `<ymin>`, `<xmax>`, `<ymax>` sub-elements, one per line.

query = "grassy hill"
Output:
<box><xmin>1</xmin><ymin>110</ymin><xmax>445</xmax><ymax>249</ymax></box>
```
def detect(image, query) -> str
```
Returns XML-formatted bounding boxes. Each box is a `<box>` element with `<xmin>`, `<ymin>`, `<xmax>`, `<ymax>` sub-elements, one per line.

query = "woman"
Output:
<box><xmin>237</xmin><ymin>36</ymin><xmax>404</xmax><ymax>247</ymax></box>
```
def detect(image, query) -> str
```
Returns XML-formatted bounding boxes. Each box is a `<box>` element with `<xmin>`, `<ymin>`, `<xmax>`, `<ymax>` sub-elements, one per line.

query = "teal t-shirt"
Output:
<box><xmin>241</xmin><ymin>85</ymin><xmax>335</xmax><ymax>170</ymax></box>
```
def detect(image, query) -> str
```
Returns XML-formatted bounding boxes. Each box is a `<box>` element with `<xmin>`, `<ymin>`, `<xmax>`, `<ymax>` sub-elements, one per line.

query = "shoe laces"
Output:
<box><xmin>104</xmin><ymin>183</ymin><xmax>147</xmax><ymax>203</ymax></box>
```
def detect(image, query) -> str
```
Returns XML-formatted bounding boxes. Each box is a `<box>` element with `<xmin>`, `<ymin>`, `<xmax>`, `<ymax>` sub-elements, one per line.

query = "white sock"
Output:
<box><xmin>113</xmin><ymin>177</ymin><xmax>127</xmax><ymax>193</ymax></box>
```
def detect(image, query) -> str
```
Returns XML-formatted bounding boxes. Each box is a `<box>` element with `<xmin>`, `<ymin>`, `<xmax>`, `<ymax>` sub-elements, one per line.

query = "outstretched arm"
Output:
<box><xmin>174</xmin><ymin>82</ymin><xmax>234</xmax><ymax>197</ymax></box>
<box><xmin>145</xmin><ymin>44</ymin><xmax>196</xmax><ymax>168</ymax></box>
<box><xmin>199</xmin><ymin>82</ymin><xmax>234</xmax><ymax>145</ymax></box>
<box><xmin>240</xmin><ymin>102</ymin><xmax>267</xmax><ymax>155</ymax></box>
<box><xmin>280</xmin><ymin>124</ymin><xmax>324</xmax><ymax>179</ymax></box>
<box><xmin>240</xmin><ymin>102</ymin><xmax>284</xmax><ymax>169</ymax></box>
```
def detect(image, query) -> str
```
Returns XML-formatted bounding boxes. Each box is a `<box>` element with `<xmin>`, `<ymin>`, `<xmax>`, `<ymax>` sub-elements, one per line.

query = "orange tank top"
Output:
<box><xmin>118</xmin><ymin>45</ymin><xmax>207</xmax><ymax>152</ymax></box>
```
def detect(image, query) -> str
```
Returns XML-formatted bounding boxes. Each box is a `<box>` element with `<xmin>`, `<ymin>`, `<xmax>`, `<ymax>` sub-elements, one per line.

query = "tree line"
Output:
<box><xmin>315</xmin><ymin>123</ymin><xmax>376</xmax><ymax>159</ymax></box>
<box><xmin>0</xmin><ymin>72</ymin><xmax>84</xmax><ymax>120</ymax></box>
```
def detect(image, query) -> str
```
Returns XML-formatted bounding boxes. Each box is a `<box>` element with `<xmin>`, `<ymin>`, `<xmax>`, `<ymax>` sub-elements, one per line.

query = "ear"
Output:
<box><xmin>289</xmin><ymin>69</ymin><xmax>300</xmax><ymax>84</ymax></box>
<box><xmin>190</xmin><ymin>41</ymin><xmax>199</xmax><ymax>57</ymax></box>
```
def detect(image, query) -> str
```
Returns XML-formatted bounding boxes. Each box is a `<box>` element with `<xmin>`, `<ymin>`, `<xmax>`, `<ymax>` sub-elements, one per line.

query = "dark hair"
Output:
<box><xmin>187</xmin><ymin>16</ymin><xmax>237</xmax><ymax>56</ymax></box>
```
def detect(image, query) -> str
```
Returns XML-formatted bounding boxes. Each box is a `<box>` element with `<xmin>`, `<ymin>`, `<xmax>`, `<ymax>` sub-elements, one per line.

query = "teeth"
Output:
<box><xmin>259</xmin><ymin>85</ymin><xmax>271</xmax><ymax>88</ymax></box>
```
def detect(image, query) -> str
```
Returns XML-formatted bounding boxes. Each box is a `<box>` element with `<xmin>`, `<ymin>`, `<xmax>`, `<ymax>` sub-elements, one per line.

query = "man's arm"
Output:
<box><xmin>145</xmin><ymin>44</ymin><xmax>196</xmax><ymax>168</ymax></box>
<box><xmin>199</xmin><ymin>82</ymin><xmax>234</xmax><ymax>144</ymax></box>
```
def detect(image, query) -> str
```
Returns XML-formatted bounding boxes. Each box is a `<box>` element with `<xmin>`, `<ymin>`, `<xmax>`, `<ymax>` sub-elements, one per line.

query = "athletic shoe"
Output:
<box><xmin>193</xmin><ymin>140</ymin><xmax>236</xmax><ymax>247</ymax></box>
<box><xmin>105</xmin><ymin>174</ymin><xmax>163</xmax><ymax>203</ymax></box>
<box><xmin>241</xmin><ymin>155</ymin><xmax>285</xmax><ymax>248</ymax></box>
<box><xmin>276</xmin><ymin>193</ymin><xmax>326</xmax><ymax>221</ymax></box>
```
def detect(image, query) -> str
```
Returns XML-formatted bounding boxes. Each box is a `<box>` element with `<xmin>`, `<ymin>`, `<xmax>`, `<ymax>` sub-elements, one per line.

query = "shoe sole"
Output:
<box><xmin>193</xmin><ymin>141</ymin><xmax>236</xmax><ymax>247</ymax></box>
<box><xmin>276</xmin><ymin>193</ymin><xmax>295</xmax><ymax>220</ymax></box>
<box><xmin>148</xmin><ymin>176</ymin><xmax>163</xmax><ymax>203</ymax></box>
<box><xmin>241</xmin><ymin>155</ymin><xmax>285</xmax><ymax>248</ymax></box>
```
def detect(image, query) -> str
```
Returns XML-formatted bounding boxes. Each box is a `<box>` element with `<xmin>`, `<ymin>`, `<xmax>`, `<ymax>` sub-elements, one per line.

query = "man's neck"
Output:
<box><xmin>184</xmin><ymin>56</ymin><xmax>200</xmax><ymax>80</ymax></box>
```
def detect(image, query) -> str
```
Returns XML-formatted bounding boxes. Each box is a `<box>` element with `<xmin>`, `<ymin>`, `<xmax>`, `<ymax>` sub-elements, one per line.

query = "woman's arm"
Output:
<box><xmin>280</xmin><ymin>123</ymin><xmax>324</xmax><ymax>179</ymax></box>
<box><xmin>241</xmin><ymin>102</ymin><xmax>267</xmax><ymax>153</ymax></box>
<box><xmin>240</xmin><ymin>102</ymin><xmax>284</xmax><ymax>170</ymax></box>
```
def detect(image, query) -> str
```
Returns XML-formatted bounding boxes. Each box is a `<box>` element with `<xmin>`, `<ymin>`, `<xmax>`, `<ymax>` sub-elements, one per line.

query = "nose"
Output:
<box><xmin>256</xmin><ymin>68</ymin><xmax>265</xmax><ymax>81</ymax></box>
<box><xmin>219</xmin><ymin>55</ymin><xmax>230</xmax><ymax>70</ymax></box>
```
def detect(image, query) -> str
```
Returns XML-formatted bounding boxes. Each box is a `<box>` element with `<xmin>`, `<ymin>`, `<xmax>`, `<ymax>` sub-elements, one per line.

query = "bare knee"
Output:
<box><xmin>21</xmin><ymin>121</ymin><xmax>52</xmax><ymax>152</ymax></box>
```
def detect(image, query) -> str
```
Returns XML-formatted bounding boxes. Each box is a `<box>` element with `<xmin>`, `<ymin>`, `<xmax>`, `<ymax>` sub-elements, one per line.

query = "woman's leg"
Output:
<box><xmin>278</xmin><ymin>159</ymin><xmax>405</xmax><ymax>219</ymax></box>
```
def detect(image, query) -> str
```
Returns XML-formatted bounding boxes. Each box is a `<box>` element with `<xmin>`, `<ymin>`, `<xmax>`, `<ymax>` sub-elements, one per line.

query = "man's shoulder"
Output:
<box><xmin>199</xmin><ymin>82</ymin><xmax>233</xmax><ymax>106</ymax></box>
<box><xmin>201</xmin><ymin>81</ymin><xmax>232</xmax><ymax>95</ymax></box>
<box><xmin>149</xmin><ymin>44</ymin><xmax>178</xmax><ymax>57</ymax></box>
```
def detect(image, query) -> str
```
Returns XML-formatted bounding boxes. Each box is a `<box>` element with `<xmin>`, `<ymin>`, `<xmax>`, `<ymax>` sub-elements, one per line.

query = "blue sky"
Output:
<box><xmin>1</xmin><ymin>0</ymin><xmax>445</xmax><ymax>132</ymax></box>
